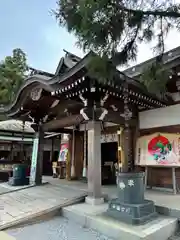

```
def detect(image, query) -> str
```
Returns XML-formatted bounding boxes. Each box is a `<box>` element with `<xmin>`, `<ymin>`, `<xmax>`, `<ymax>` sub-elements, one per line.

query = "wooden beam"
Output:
<box><xmin>50</xmin><ymin>100</ymin><xmax>82</xmax><ymax>114</ymax></box>
<box><xmin>42</xmin><ymin>114</ymin><xmax>84</xmax><ymax>132</ymax></box>
<box><xmin>47</xmin><ymin>128</ymin><xmax>73</xmax><ymax>134</ymax></box>
<box><xmin>140</xmin><ymin>124</ymin><xmax>180</xmax><ymax>135</ymax></box>
<box><xmin>104</xmin><ymin>110</ymin><xmax>137</xmax><ymax>126</ymax></box>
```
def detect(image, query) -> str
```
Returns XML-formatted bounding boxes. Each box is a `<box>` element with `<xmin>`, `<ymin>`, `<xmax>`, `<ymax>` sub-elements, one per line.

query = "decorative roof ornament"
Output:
<box><xmin>30</xmin><ymin>87</ymin><xmax>42</xmax><ymax>101</ymax></box>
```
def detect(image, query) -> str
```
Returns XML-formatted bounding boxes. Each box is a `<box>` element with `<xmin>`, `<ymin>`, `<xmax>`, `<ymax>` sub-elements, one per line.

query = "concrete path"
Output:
<box><xmin>0</xmin><ymin>183</ymin><xmax>87</xmax><ymax>230</ymax></box>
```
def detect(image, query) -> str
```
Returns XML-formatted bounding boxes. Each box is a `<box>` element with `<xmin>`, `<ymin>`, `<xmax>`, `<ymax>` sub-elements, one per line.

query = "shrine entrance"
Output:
<box><xmin>101</xmin><ymin>142</ymin><xmax>118</xmax><ymax>185</ymax></box>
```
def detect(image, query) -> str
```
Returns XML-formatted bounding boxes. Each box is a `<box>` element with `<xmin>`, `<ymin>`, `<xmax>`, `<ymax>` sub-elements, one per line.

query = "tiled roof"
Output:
<box><xmin>123</xmin><ymin>46</ymin><xmax>180</xmax><ymax>78</ymax></box>
<box><xmin>0</xmin><ymin>120</ymin><xmax>34</xmax><ymax>133</ymax></box>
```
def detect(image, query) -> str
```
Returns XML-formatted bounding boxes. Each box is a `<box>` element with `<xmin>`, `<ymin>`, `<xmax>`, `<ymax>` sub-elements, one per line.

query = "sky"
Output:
<box><xmin>0</xmin><ymin>0</ymin><xmax>180</xmax><ymax>73</ymax></box>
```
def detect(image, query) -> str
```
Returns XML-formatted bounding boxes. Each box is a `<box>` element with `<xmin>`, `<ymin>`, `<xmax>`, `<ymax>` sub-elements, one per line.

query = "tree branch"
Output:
<box><xmin>121</xmin><ymin>6</ymin><xmax>180</xmax><ymax>19</ymax></box>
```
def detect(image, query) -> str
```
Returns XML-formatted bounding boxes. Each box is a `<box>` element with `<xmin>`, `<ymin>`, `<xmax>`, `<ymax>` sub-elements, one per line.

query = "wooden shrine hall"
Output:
<box><xmin>1</xmin><ymin>50</ymin><xmax>170</xmax><ymax>203</ymax></box>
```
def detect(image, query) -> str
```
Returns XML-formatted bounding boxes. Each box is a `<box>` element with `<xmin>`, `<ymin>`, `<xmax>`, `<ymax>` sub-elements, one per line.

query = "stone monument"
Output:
<box><xmin>107</xmin><ymin>172</ymin><xmax>157</xmax><ymax>225</ymax></box>
<box><xmin>107</xmin><ymin>88</ymin><xmax>157</xmax><ymax>225</ymax></box>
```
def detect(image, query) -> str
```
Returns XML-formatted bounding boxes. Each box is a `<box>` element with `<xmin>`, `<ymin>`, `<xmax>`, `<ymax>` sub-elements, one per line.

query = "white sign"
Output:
<box><xmin>30</xmin><ymin>137</ymin><xmax>39</xmax><ymax>183</ymax></box>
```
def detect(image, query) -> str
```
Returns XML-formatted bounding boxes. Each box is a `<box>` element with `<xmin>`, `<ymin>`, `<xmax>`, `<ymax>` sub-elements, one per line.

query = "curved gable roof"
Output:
<box><xmin>0</xmin><ymin>51</ymin><xmax>87</xmax><ymax>116</ymax></box>
<box><xmin>0</xmin><ymin>74</ymin><xmax>55</xmax><ymax>114</ymax></box>
<box><xmin>0</xmin><ymin>50</ymin><xmax>171</xmax><ymax>116</ymax></box>
<box><xmin>55</xmin><ymin>50</ymin><xmax>82</xmax><ymax>75</ymax></box>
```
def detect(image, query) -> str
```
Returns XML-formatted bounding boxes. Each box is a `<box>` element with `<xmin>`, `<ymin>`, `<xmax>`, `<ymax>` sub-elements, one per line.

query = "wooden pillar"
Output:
<box><xmin>10</xmin><ymin>142</ymin><xmax>14</xmax><ymax>161</ymax></box>
<box><xmin>132</xmin><ymin>116</ymin><xmax>139</xmax><ymax>171</ymax></box>
<box><xmin>74</xmin><ymin>131</ymin><xmax>84</xmax><ymax>179</ymax></box>
<box><xmin>122</xmin><ymin>87</ymin><xmax>133</xmax><ymax>172</ymax></box>
<box><xmin>20</xmin><ymin>120</ymin><xmax>25</xmax><ymax>161</ymax></box>
<box><xmin>117</xmin><ymin>127</ymin><xmax>125</xmax><ymax>172</ymax></box>
<box><xmin>71</xmin><ymin>129</ymin><xmax>76</xmax><ymax>178</ymax></box>
<box><xmin>82</xmin><ymin>124</ymin><xmax>87</xmax><ymax>177</ymax></box>
<box><xmin>66</xmin><ymin>134</ymin><xmax>72</xmax><ymax>180</ymax></box>
<box><xmin>86</xmin><ymin>121</ymin><xmax>104</xmax><ymax>205</ymax></box>
<box><xmin>50</xmin><ymin>138</ymin><xmax>54</xmax><ymax>162</ymax></box>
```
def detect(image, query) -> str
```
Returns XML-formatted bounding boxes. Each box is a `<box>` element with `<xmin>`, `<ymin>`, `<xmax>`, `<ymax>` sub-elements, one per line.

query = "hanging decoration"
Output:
<box><xmin>58</xmin><ymin>143</ymin><xmax>69</xmax><ymax>162</ymax></box>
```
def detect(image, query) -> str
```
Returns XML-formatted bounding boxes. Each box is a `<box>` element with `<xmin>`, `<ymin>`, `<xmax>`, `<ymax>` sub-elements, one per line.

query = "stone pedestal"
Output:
<box><xmin>107</xmin><ymin>172</ymin><xmax>157</xmax><ymax>225</ymax></box>
<box><xmin>85</xmin><ymin>196</ymin><xmax>104</xmax><ymax>205</ymax></box>
<box><xmin>87</xmin><ymin>121</ymin><xmax>104</xmax><ymax>203</ymax></box>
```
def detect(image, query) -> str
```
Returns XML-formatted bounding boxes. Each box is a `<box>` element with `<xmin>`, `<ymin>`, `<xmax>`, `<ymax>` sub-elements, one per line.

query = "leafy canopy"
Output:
<box><xmin>54</xmin><ymin>0</ymin><xmax>180</xmax><ymax>66</ymax></box>
<box><xmin>53</xmin><ymin>0</ymin><xmax>180</xmax><ymax>93</ymax></box>
<box><xmin>0</xmin><ymin>48</ymin><xmax>28</xmax><ymax>104</ymax></box>
<box><xmin>140</xmin><ymin>62</ymin><xmax>172</xmax><ymax>96</ymax></box>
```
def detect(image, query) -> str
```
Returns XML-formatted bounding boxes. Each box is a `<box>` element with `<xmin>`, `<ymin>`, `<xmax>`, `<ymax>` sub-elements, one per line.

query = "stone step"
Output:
<box><xmin>168</xmin><ymin>226</ymin><xmax>180</xmax><ymax>240</ymax></box>
<box><xmin>61</xmin><ymin>203</ymin><xmax>178</xmax><ymax>240</ymax></box>
<box><xmin>0</xmin><ymin>195</ymin><xmax>85</xmax><ymax>231</ymax></box>
<box><xmin>0</xmin><ymin>231</ymin><xmax>15</xmax><ymax>239</ymax></box>
<box><xmin>168</xmin><ymin>236</ymin><xmax>180</xmax><ymax>240</ymax></box>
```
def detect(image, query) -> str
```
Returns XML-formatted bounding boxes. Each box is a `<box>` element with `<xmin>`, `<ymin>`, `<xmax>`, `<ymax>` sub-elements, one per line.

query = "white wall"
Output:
<box><xmin>139</xmin><ymin>104</ymin><xmax>180</xmax><ymax>129</ymax></box>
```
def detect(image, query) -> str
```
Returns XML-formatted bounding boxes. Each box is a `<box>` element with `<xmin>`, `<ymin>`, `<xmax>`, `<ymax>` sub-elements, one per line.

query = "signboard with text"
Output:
<box><xmin>30</xmin><ymin>137</ymin><xmax>39</xmax><ymax>183</ymax></box>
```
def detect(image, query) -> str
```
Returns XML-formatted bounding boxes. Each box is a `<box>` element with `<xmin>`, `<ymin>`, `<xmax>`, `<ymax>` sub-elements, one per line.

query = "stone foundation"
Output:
<box><xmin>107</xmin><ymin>198</ymin><xmax>157</xmax><ymax>225</ymax></box>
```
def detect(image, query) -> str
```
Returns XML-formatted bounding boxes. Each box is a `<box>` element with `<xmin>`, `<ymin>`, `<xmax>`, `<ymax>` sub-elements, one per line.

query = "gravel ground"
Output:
<box><xmin>6</xmin><ymin>216</ymin><xmax>114</xmax><ymax>240</ymax></box>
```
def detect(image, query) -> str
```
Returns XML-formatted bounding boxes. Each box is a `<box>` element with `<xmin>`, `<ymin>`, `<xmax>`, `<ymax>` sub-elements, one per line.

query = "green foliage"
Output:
<box><xmin>0</xmin><ymin>48</ymin><xmax>28</xmax><ymax>104</ymax></box>
<box><xmin>87</xmin><ymin>54</ymin><xmax>118</xmax><ymax>85</ymax></box>
<box><xmin>54</xmin><ymin>0</ymin><xmax>180</xmax><ymax>66</ymax></box>
<box><xmin>140</xmin><ymin>61</ymin><xmax>171</xmax><ymax>96</ymax></box>
<box><xmin>53</xmin><ymin>0</ymin><xmax>180</xmax><ymax>92</ymax></box>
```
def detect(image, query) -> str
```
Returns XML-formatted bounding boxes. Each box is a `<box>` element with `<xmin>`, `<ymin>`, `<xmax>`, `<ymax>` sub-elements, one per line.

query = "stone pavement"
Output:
<box><xmin>6</xmin><ymin>216</ymin><xmax>113</xmax><ymax>240</ymax></box>
<box><xmin>0</xmin><ymin>180</ymin><xmax>48</xmax><ymax>195</ymax></box>
<box><xmin>46</xmin><ymin>177</ymin><xmax>180</xmax><ymax>218</ymax></box>
<box><xmin>0</xmin><ymin>183</ymin><xmax>87</xmax><ymax>230</ymax></box>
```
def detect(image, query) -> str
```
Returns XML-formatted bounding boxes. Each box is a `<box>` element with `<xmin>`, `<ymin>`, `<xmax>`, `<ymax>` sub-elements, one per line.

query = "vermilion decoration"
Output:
<box><xmin>136</xmin><ymin>133</ymin><xmax>180</xmax><ymax>166</ymax></box>
<box><xmin>148</xmin><ymin>134</ymin><xmax>172</xmax><ymax>163</ymax></box>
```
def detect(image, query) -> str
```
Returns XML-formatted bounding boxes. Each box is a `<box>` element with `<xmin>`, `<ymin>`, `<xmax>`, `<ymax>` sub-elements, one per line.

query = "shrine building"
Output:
<box><xmin>1</xmin><ymin>47</ymin><xmax>180</xmax><ymax>200</ymax></box>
